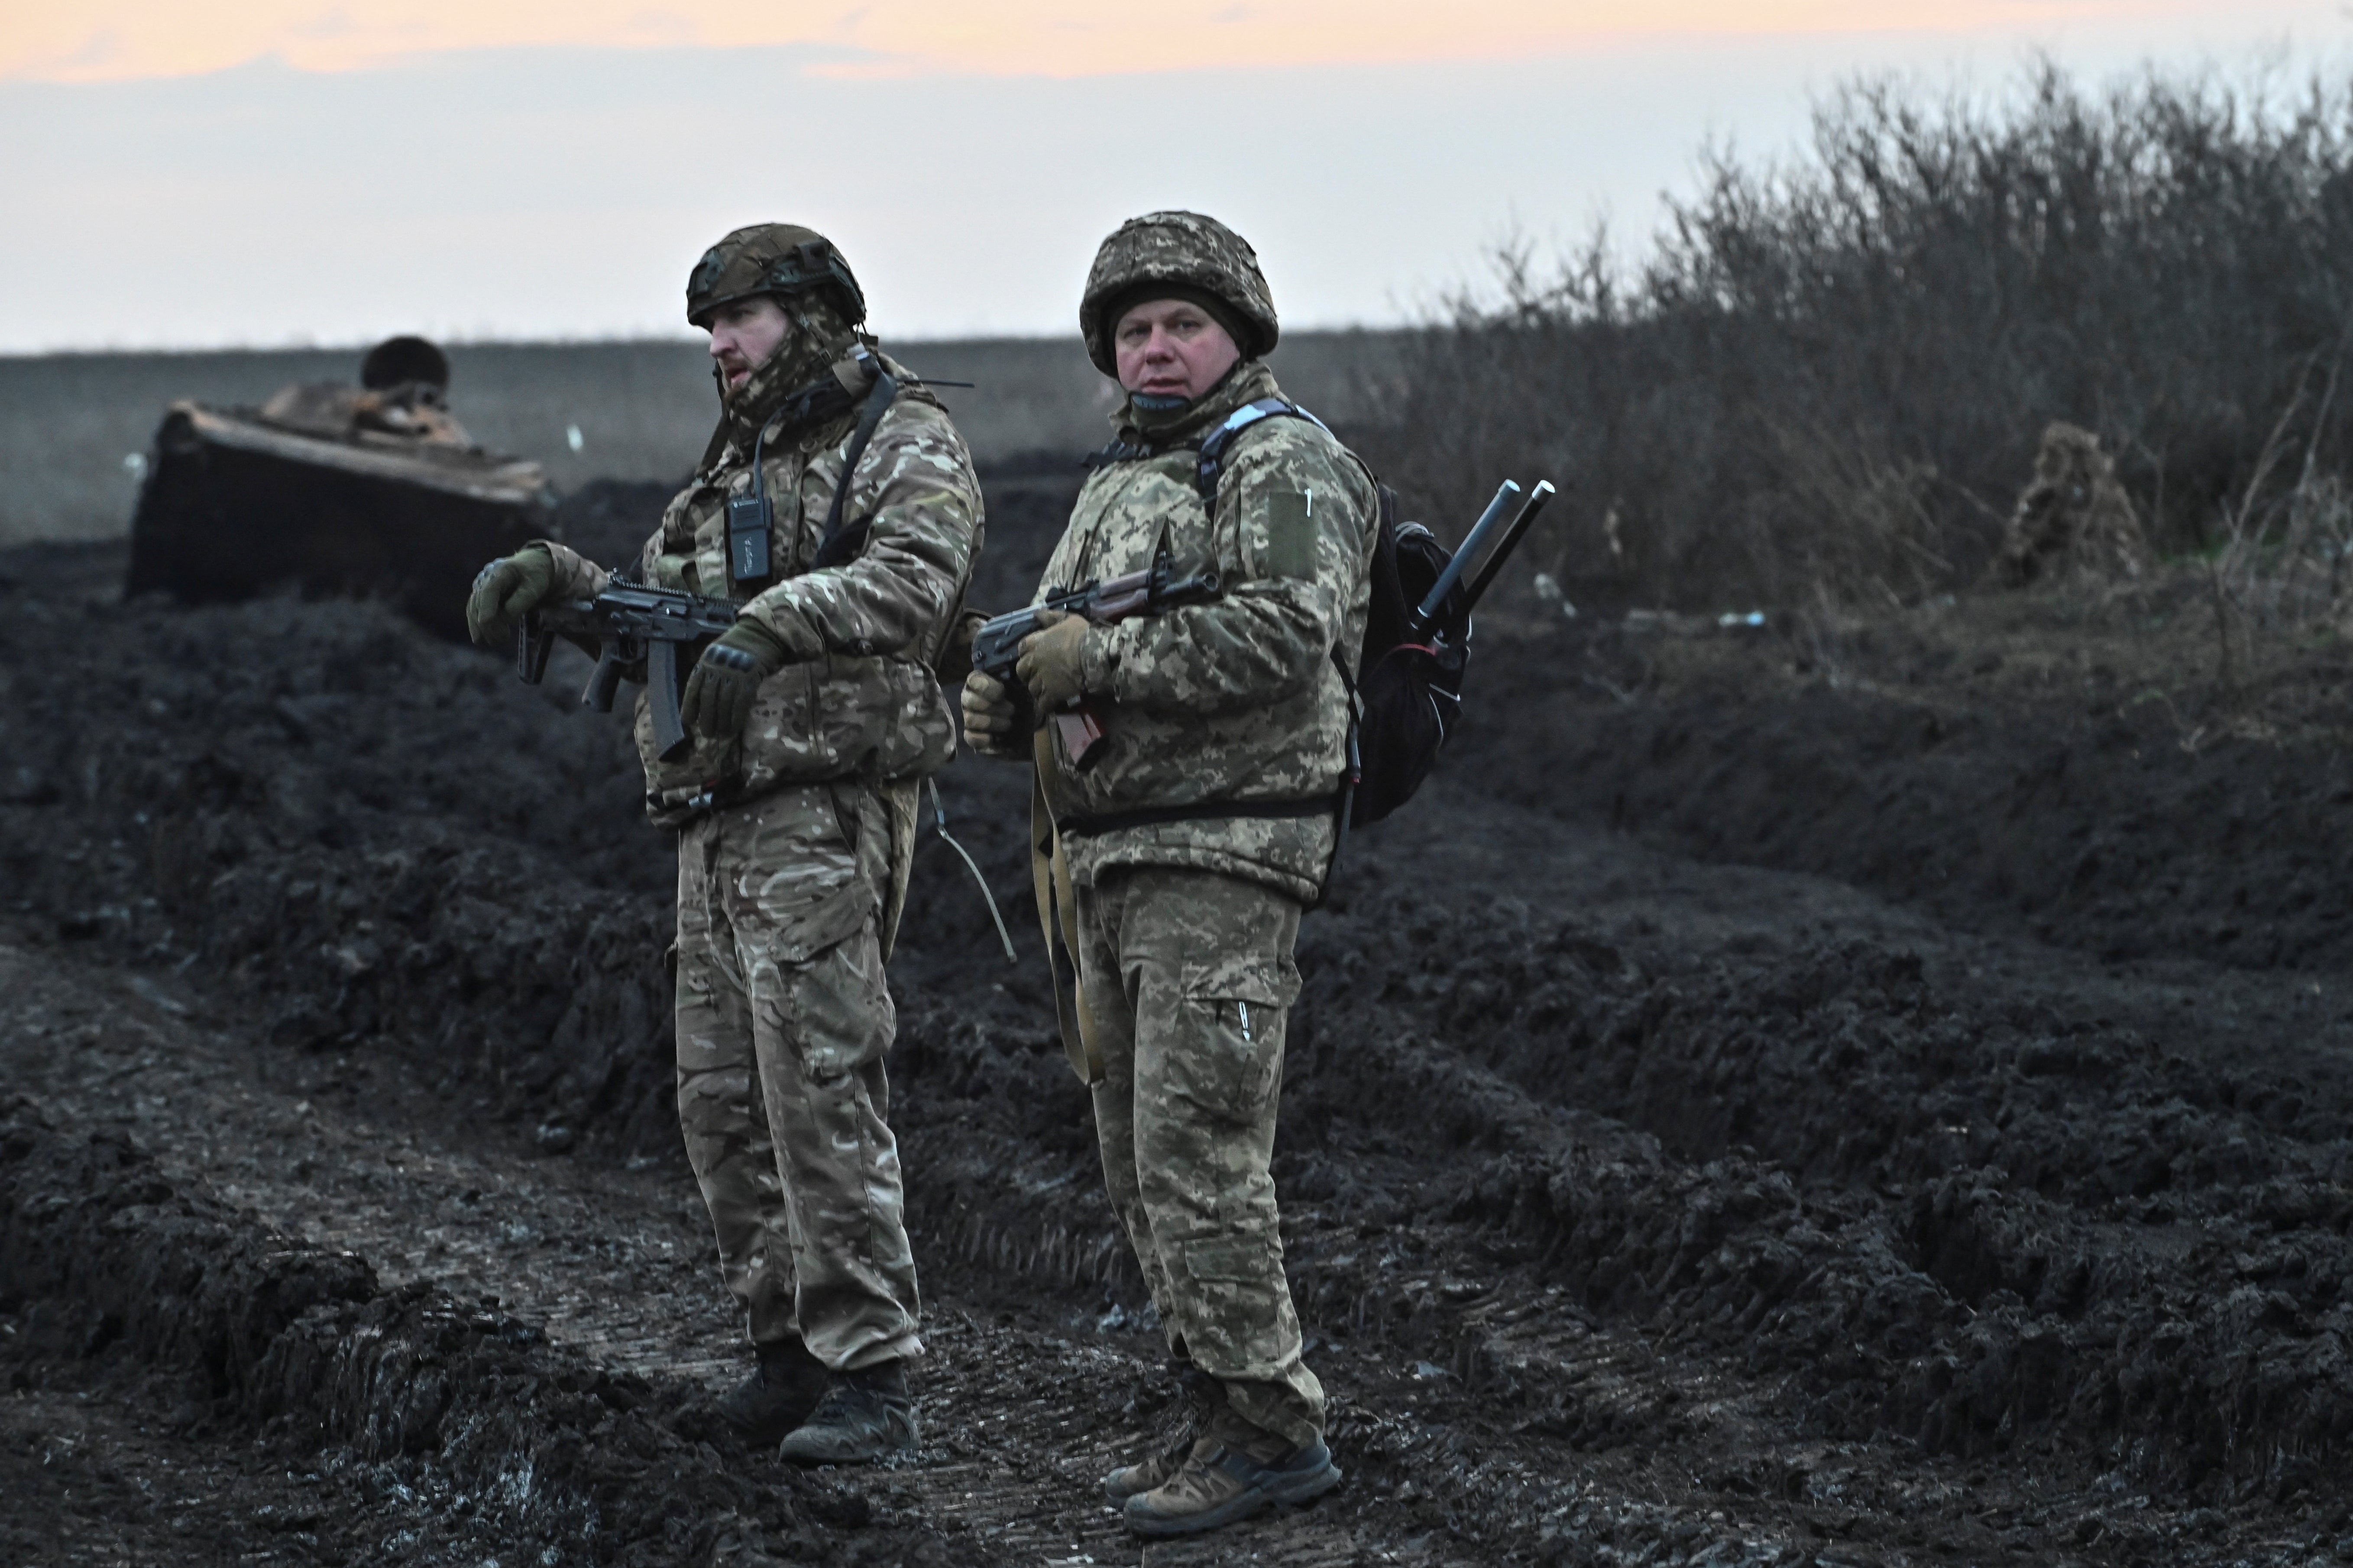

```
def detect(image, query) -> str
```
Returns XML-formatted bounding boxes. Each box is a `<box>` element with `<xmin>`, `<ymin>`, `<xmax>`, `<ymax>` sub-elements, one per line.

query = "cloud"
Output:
<box><xmin>8</xmin><ymin>16</ymin><xmax>2337</xmax><ymax>353</ymax></box>
<box><xmin>3</xmin><ymin>1</ymin><xmax>2271</xmax><ymax>87</ymax></box>
<box><xmin>52</xmin><ymin>29</ymin><xmax>127</xmax><ymax>72</ymax></box>
<box><xmin>287</xmin><ymin>10</ymin><xmax>360</xmax><ymax>42</ymax></box>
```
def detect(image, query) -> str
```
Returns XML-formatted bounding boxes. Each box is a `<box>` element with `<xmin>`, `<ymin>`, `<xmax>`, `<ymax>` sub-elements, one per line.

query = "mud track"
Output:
<box><xmin>5</xmin><ymin>481</ymin><xmax>2353</xmax><ymax>1565</ymax></box>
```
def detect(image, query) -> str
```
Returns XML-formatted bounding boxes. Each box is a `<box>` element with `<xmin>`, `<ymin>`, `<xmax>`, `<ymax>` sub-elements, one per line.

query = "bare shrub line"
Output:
<box><xmin>1367</xmin><ymin>55</ymin><xmax>2353</xmax><ymax>623</ymax></box>
<box><xmin>2207</xmin><ymin>344</ymin><xmax>2353</xmax><ymax>694</ymax></box>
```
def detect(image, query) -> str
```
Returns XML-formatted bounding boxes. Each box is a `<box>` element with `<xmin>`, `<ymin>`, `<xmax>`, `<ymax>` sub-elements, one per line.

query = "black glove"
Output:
<box><xmin>465</xmin><ymin>546</ymin><xmax>553</xmax><ymax>647</ymax></box>
<box><xmin>681</xmin><ymin>617</ymin><xmax>796</xmax><ymax>741</ymax></box>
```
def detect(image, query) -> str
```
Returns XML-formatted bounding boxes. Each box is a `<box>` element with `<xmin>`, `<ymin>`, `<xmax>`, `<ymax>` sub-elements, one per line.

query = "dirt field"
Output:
<box><xmin>6</xmin><ymin>469</ymin><xmax>2353</xmax><ymax>1567</ymax></box>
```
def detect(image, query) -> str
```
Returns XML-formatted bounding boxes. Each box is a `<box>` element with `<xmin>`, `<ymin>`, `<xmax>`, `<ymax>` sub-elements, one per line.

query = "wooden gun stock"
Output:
<box><xmin>1052</xmin><ymin>704</ymin><xmax>1109</xmax><ymax>771</ymax></box>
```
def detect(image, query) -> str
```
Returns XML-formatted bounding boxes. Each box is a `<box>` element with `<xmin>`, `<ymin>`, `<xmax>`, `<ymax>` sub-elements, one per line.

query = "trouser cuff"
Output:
<box><xmin>1221</xmin><ymin>1376</ymin><xmax>1322</xmax><ymax>1450</ymax></box>
<box><xmin>834</xmin><ymin>1329</ymin><xmax>925</xmax><ymax>1374</ymax></box>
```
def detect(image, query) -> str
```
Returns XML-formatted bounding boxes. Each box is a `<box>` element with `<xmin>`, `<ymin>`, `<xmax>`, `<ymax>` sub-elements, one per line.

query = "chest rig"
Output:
<box><xmin>723</xmin><ymin>347</ymin><xmax>901</xmax><ymax>594</ymax></box>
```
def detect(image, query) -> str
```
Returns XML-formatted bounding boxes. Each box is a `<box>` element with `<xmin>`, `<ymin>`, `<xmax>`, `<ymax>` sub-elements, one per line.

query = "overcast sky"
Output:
<box><xmin>1</xmin><ymin>3</ymin><xmax>2343</xmax><ymax>352</ymax></box>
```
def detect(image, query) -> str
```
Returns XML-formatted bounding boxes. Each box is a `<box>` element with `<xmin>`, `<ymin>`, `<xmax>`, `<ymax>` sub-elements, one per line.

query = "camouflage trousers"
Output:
<box><xmin>1073</xmin><ymin>864</ymin><xmax>1323</xmax><ymax>1448</ymax></box>
<box><xmin>673</xmin><ymin>781</ymin><xmax>922</xmax><ymax>1372</ymax></box>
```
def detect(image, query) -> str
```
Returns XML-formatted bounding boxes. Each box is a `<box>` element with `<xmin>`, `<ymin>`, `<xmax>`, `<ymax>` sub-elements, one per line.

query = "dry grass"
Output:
<box><xmin>2207</xmin><ymin>470</ymin><xmax>2353</xmax><ymax>696</ymax></box>
<box><xmin>1367</xmin><ymin>59</ymin><xmax>2353</xmax><ymax>617</ymax></box>
<box><xmin>1713</xmin><ymin>556</ymin><xmax>2353</xmax><ymax>760</ymax></box>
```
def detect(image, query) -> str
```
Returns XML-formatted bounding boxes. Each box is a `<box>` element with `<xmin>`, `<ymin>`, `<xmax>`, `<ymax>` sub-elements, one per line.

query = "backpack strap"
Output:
<box><xmin>1193</xmin><ymin>397</ymin><xmax>1331</xmax><ymax>504</ymax></box>
<box><xmin>1081</xmin><ymin>396</ymin><xmax>1333</xmax><ymax>508</ymax></box>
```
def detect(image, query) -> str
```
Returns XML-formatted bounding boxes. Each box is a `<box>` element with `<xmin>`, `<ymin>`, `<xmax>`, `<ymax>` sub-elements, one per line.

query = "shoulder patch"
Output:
<box><xmin>1264</xmin><ymin>489</ymin><xmax>1317</xmax><ymax>579</ymax></box>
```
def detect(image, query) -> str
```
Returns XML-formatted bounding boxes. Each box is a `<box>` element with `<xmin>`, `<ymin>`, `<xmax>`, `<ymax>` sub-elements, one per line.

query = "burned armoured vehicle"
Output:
<box><xmin>125</xmin><ymin>336</ymin><xmax>555</xmax><ymax>641</ymax></box>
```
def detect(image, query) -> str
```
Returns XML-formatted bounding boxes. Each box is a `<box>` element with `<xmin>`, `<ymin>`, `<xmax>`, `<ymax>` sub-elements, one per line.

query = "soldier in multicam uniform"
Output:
<box><xmin>962</xmin><ymin>211</ymin><xmax>1371</xmax><ymax>1536</ymax></box>
<box><xmin>465</xmin><ymin>224</ymin><xmax>983</xmax><ymax>1463</ymax></box>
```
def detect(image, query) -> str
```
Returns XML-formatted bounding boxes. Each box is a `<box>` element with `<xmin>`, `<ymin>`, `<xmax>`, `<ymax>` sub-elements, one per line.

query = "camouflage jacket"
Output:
<box><xmin>1039</xmin><ymin>360</ymin><xmax>1377</xmax><ymax>903</ymax></box>
<box><xmin>543</xmin><ymin>348</ymin><xmax>984</xmax><ymax>825</ymax></box>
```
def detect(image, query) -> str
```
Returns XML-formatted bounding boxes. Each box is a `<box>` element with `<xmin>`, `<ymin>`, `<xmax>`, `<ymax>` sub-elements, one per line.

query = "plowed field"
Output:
<box><xmin>5</xmin><ymin>474</ymin><xmax>2352</xmax><ymax>1566</ymax></box>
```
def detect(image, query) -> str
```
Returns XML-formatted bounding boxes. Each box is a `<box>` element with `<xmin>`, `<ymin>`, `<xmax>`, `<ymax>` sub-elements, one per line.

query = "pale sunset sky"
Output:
<box><xmin>0</xmin><ymin>2</ymin><xmax>2340</xmax><ymax>351</ymax></box>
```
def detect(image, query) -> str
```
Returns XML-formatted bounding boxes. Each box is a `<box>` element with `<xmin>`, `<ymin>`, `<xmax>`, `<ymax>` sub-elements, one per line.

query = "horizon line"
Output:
<box><xmin>0</xmin><ymin>322</ymin><xmax>1424</xmax><ymax>362</ymax></box>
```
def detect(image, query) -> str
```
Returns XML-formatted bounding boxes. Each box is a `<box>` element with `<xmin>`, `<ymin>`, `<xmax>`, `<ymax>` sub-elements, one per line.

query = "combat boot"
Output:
<box><xmin>1103</xmin><ymin>1364</ymin><xmax>1225</xmax><ymax>1503</ymax></box>
<box><xmin>777</xmin><ymin>1359</ymin><xmax>917</xmax><ymax>1465</ymax></box>
<box><xmin>1122</xmin><ymin>1407</ymin><xmax>1340</xmax><ymax>1537</ymax></box>
<box><xmin>712</xmin><ymin>1335</ymin><xmax>827</xmax><ymax>1446</ymax></box>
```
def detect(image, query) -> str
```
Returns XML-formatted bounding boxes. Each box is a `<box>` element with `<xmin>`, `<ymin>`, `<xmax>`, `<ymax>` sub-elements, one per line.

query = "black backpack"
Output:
<box><xmin>1188</xmin><ymin>399</ymin><xmax>1469</xmax><ymax>832</ymax></box>
<box><xmin>1343</xmin><ymin>488</ymin><xmax>1469</xmax><ymax>827</ymax></box>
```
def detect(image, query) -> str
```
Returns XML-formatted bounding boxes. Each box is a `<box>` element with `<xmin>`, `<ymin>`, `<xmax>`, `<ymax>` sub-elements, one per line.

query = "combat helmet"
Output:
<box><xmin>359</xmin><ymin>335</ymin><xmax>450</xmax><ymax>392</ymax></box>
<box><xmin>687</xmin><ymin>223</ymin><xmax>867</xmax><ymax>330</ymax></box>
<box><xmin>1078</xmin><ymin>210</ymin><xmax>1278</xmax><ymax>375</ymax></box>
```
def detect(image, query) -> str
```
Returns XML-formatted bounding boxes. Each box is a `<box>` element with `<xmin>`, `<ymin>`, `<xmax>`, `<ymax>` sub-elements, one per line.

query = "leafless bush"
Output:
<box><xmin>2208</xmin><ymin>367</ymin><xmax>2353</xmax><ymax>688</ymax></box>
<box><xmin>1371</xmin><ymin>59</ymin><xmax>2353</xmax><ymax>612</ymax></box>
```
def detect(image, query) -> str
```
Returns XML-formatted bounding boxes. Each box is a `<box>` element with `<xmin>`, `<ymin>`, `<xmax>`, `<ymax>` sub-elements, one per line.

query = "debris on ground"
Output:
<box><xmin>123</xmin><ymin>335</ymin><xmax>557</xmax><ymax>642</ymax></box>
<box><xmin>1994</xmin><ymin>420</ymin><xmax>2147</xmax><ymax>585</ymax></box>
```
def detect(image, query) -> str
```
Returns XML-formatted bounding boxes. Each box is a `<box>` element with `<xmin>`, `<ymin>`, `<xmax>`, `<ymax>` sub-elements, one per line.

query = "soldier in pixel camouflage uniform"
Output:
<box><xmin>466</xmin><ymin>224</ymin><xmax>984</xmax><ymax>1464</ymax></box>
<box><xmin>962</xmin><ymin>210</ymin><xmax>1371</xmax><ymax>1536</ymax></box>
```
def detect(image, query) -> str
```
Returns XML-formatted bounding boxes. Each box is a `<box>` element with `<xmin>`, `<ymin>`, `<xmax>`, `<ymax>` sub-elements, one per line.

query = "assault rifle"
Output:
<box><xmin>517</xmin><ymin>580</ymin><xmax>740</xmax><ymax>762</ymax></box>
<box><xmin>971</xmin><ymin>559</ymin><xmax>1221</xmax><ymax>770</ymax></box>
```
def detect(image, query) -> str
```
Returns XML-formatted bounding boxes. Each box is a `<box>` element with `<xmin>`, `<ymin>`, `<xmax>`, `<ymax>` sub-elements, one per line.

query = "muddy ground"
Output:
<box><xmin>6</xmin><ymin>472</ymin><xmax>2353</xmax><ymax>1566</ymax></box>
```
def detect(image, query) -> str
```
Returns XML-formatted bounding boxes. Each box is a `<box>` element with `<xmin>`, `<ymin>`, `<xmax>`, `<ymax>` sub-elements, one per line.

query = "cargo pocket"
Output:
<box><xmin>1172</xmin><ymin>1233</ymin><xmax>1294</xmax><ymax>1372</ymax></box>
<box><xmin>735</xmin><ymin>789</ymin><xmax>871</xmax><ymax>965</ymax></box>
<box><xmin>780</xmin><ymin>923</ymin><xmax>895</xmax><ymax>1080</ymax></box>
<box><xmin>1173</xmin><ymin>952</ymin><xmax>1302</xmax><ymax>1126</ymax></box>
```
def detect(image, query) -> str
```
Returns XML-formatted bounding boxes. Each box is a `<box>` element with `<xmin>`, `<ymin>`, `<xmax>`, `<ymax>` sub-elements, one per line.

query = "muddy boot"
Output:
<box><xmin>1103</xmin><ymin>1364</ymin><xmax>1225</xmax><ymax>1503</ymax></box>
<box><xmin>712</xmin><ymin>1335</ymin><xmax>828</xmax><ymax>1446</ymax></box>
<box><xmin>1122</xmin><ymin>1407</ymin><xmax>1340</xmax><ymax>1537</ymax></box>
<box><xmin>776</xmin><ymin>1359</ymin><xmax>917</xmax><ymax>1465</ymax></box>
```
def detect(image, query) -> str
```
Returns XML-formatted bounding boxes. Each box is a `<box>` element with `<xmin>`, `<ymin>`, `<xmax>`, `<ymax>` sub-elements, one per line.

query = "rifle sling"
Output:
<box><xmin>1032</xmin><ymin>734</ymin><xmax>1105</xmax><ymax>1086</ymax></box>
<box><xmin>810</xmin><ymin>365</ymin><xmax>901</xmax><ymax>570</ymax></box>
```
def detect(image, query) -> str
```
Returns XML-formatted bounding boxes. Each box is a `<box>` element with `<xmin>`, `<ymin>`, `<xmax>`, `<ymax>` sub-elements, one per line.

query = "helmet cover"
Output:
<box><xmin>1078</xmin><ymin>210</ymin><xmax>1278</xmax><ymax>375</ymax></box>
<box><xmin>687</xmin><ymin>223</ymin><xmax>867</xmax><ymax>329</ymax></box>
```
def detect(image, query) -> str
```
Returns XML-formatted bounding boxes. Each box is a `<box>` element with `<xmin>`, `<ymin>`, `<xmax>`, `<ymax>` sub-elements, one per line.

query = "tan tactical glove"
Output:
<box><xmin>465</xmin><ymin>545</ymin><xmax>553</xmax><ymax>647</ymax></box>
<box><xmin>1016</xmin><ymin>609</ymin><xmax>1095</xmax><ymax>715</ymax></box>
<box><xmin>960</xmin><ymin>669</ymin><xmax>1027</xmax><ymax>758</ymax></box>
<box><xmin>681</xmin><ymin>617</ymin><xmax>796</xmax><ymax>741</ymax></box>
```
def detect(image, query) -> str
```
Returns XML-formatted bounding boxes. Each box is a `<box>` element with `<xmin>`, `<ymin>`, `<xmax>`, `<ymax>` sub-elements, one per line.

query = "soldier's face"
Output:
<box><xmin>1114</xmin><ymin>299</ymin><xmax>1240</xmax><ymax>400</ymax></box>
<box><xmin>707</xmin><ymin>296</ymin><xmax>795</xmax><ymax>394</ymax></box>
